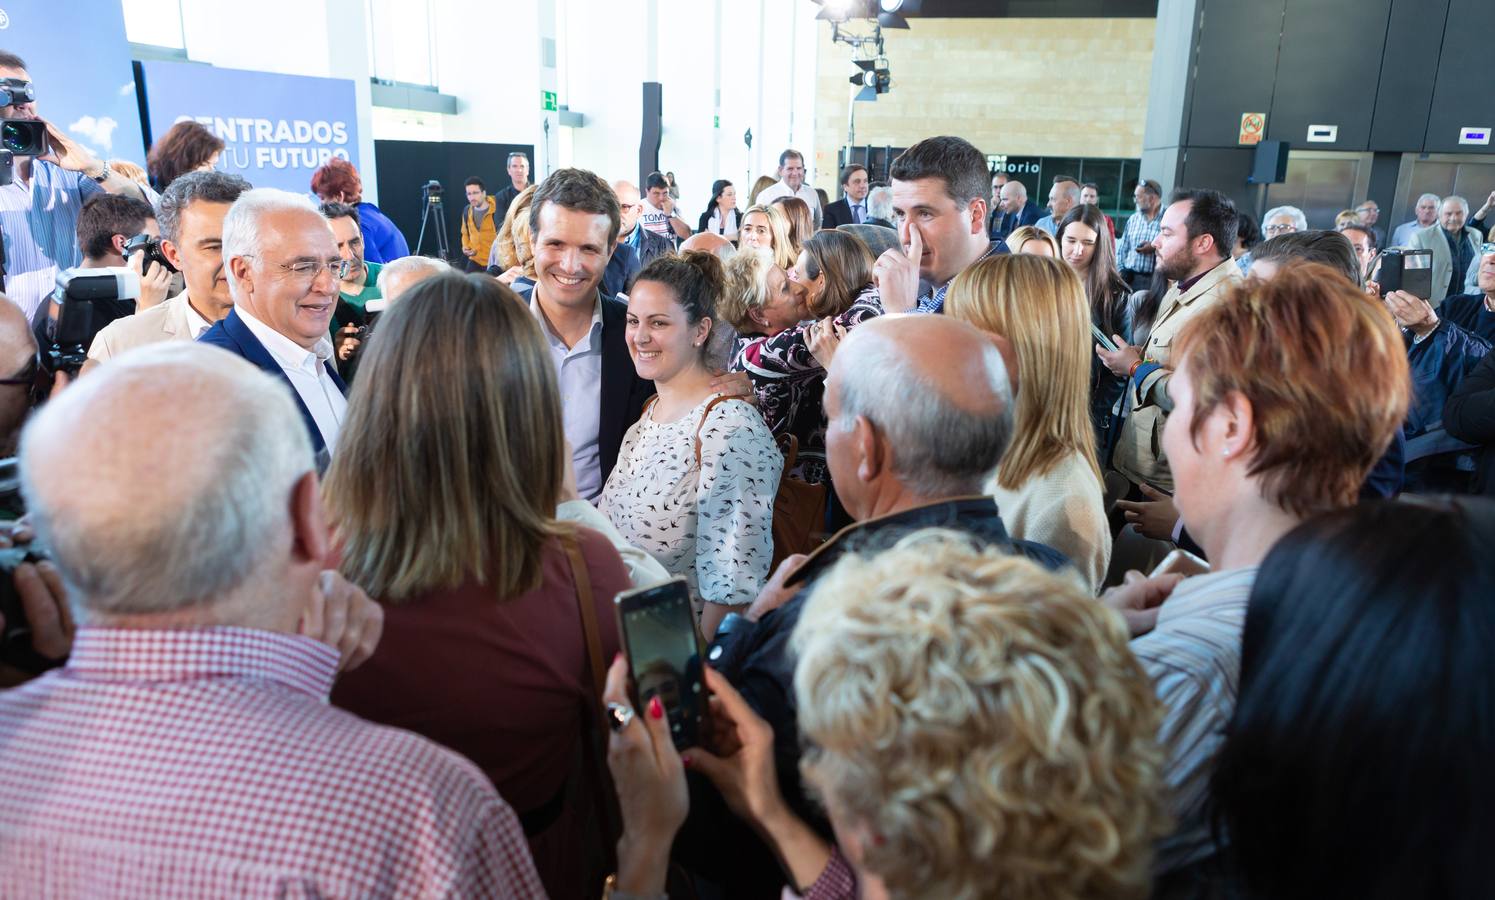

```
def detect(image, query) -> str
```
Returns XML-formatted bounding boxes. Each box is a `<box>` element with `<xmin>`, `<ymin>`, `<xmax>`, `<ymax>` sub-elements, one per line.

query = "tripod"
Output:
<box><xmin>415</xmin><ymin>181</ymin><xmax>450</xmax><ymax>261</ymax></box>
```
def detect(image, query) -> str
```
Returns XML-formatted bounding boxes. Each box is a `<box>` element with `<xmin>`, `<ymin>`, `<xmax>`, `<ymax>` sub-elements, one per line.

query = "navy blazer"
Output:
<box><xmin>198</xmin><ymin>308</ymin><xmax>347</xmax><ymax>456</ymax></box>
<box><xmin>597</xmin><ymin>290</ymin><xmax>656</xmax><ymax>484</ymax></box>
<box><xmin>988</xmin><ymin>200</ymin><xmax>1042</xmax><ymax>242</ymax></box>
<box><xmin>821</xmin><ymin>197</ymin><xmax>856</xmax><ymax>229</ymax></box>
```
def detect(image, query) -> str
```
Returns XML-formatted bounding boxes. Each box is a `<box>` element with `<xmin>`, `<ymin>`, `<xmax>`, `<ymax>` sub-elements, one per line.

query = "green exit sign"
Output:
<box><xmin>714</xmin><ymin>115</ymin><xmax>720</xmax><ymax>128</ymax></box>
<box><xmin>541</xmin><ymin>90</ymin><xmax>557</xmax><ymax>111</ymax></box>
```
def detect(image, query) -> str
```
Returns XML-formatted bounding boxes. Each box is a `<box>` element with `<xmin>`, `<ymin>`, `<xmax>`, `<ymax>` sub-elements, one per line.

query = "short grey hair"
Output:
<box><xmin>380</xmin><ymin>254</ymin><xmax>451</xmax><ymax>301</ymax></box>
<box><xmin>1443</xmin><ymin>195</ymin><xmax>1470</xmax><ymax>214</ymax></box>
<box><xmin>1417</xmin><ymin>192</ymin><xmax>1442</xmax><ymax>207</ymax></box>
<box><xmin>221</xmin><ymin>188</ymin><xmax>328</xmax><ymax>295</ymax></box>
<box><xmin>21</xmin><ymin>342</ymin><xmax>314</xmax><ymax>616</ymax></box>
<box><xmin>867</xmin><ymin>185</ymin><xmax>894</xmax><ymax>221</ymax></box>
<box><xmin>1263</xmin><ymin>205</ymin><xmax>1308</xmax><ymax>231</ymax></box>
<box><xmin>156</xmin><ymin>170</ymin><xmax>252</xmax><ymax>245</ymax></box>
<box><xmin>1053</xmin><ymin>181</ymin><xmax>1081</xmax><ymax>203</ymax></box>
<box><xmin>833</xmin><ymin>326</ymin><xmax>1013</xmax><ymax>496</ymax></box>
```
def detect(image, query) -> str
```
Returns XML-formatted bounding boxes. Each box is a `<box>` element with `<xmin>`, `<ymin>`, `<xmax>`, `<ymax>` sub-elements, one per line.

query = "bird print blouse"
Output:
<box><xmin>601</xmin><ymin>394</ymin><xmax>783</xmax><ymax>607</ymax></box>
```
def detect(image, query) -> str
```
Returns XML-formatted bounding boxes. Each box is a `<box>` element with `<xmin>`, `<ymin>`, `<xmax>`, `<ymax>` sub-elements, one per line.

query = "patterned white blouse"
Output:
<box><xmin>601</xmin><ymin>394</ymin><xmax>783</xmax><ymax>607</ymax></box>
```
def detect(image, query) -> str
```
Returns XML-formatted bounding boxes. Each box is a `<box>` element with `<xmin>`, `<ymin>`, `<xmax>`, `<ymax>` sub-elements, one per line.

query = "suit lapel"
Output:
<box><xmin>224</xmin><ymin>309</ymin><xmax>327</xmax><ymax>451</ymax></box>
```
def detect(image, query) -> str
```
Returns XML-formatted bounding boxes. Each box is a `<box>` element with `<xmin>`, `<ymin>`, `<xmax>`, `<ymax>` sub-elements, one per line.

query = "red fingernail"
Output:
<box><xmin>613</xmin><ymin>651</ymin><xmax>624</xmax><ymax>664</ymax></box>
<box><xmin>681</xmin><ymin>754</ymin><xmax>693</xmax><ymax>768</ymax></box>
<box><xmin>649</xmin><ymin>696</ymin><xmax>663</xmax><ymax>720</ymax></box>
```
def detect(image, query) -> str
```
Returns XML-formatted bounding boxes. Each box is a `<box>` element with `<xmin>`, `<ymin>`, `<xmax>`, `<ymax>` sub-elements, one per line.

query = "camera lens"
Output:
<box><xmin>1</xmin><ymin>121</ymin><xmax>24</xmax><ymax>153</ymax></box>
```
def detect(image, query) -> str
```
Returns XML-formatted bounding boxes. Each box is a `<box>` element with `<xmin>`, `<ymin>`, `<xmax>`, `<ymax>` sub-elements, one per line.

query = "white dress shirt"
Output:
<box><xmin>529</xmin><ymin>293</ymin><xmax>606</xmax><ymax>500</ymax></box>
<box><xmin>754</xmin><ymin>180</ymin><xmax>823</xmax><ymax>228</ymax></box>
<box><xmin>236</xmin><ymin>306</ymin><xmax>348</xmax><ymax>451</ymax></box>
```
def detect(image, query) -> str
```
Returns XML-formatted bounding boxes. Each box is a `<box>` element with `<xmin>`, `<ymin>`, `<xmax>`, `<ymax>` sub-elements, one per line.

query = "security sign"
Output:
<box><xmin>1239</xmin><ymin>112</ymin><xmax>1266</xmax><ymax>145</ymax></box>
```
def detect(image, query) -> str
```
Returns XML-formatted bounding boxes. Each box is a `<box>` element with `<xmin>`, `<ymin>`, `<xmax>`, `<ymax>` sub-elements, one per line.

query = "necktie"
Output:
<box><xmin>853</xmin><ymin>203</ymin><xmax>864</xmax><ymax>224</ymax></box>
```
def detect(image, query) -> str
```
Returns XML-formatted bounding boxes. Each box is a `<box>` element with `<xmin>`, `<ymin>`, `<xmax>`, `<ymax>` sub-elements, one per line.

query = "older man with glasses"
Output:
<box><xmin>199</xmin><ymin>188</ymin><xmax>349</xmax><ymax>459</ymax></box>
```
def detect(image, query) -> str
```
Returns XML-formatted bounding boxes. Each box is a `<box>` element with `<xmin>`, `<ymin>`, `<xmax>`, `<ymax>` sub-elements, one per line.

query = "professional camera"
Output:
<box><xmin>421</xmin><ymin>179</ymin><xmax>444</xmax><ymax>199</ymax></box>
<box><xmin>47</xmin><ymin>267</ymin><xmax>140</xmax><ymax>377</ymax></box>
<box><xmin>0</xmin><ymin>117</ymin><xmax>46</xmax><ymax>156</ymax></box>
<box><xmin>0</xmin><ymin>457</ymin><xmax>57</xmax><ymax>676</ymax></box>
<box><xmin>122</xmin><ymin>232</ymin><xmax>178</xmax><ymax>275</ymax></box>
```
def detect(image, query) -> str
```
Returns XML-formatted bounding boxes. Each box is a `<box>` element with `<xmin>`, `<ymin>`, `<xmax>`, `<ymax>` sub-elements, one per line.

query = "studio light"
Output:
<box><xmin>879</xmin><ymin>0</ymin><xmax>903</xmax><ymax>10</ymax></box>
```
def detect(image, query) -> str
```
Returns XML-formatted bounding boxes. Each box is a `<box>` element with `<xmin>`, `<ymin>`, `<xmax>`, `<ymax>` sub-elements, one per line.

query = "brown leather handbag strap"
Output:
<box><xmin>562</xmin><ymin>529</ymin><xmax>606</xmax><ymax>704</ymax></box>
<box><xmin>692</xmin><ymin>394</ymin><xmax>738</xmax><ymax>468</ymax></box>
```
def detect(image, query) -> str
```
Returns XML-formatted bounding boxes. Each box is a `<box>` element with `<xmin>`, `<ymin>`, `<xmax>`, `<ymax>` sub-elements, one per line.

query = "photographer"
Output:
<box><xmin>0</xmin><ymin>295</ymin><xmax>71</xmax><ymax>683</ymax></box>
<box><xmin>0</xmin><ymin>51</ymin><xmax>153</xmax><ymax>322</ymax></box>
<box><xmin>32</xmin><ymin>195</ymin><xmax>169</xmax><ymax>347</ymax></box>
<box><xmin>319</xmin><ymin>202</ymin><xmax>381</xmax><ymax>371</ymax></box>
<box><xmin>85</xmin><ymin>171</ymin><xmax>250</xmax><ymax>368</ymax></box>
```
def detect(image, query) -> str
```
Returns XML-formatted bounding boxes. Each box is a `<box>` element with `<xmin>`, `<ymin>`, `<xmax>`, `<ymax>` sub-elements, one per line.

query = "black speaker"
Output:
<box><xmin>1247</xmin><ymin>140</ymin><xmax>1290</xmax><ymax>184</ymax></box>
<box><xmin>639</xmin><ymin>82</ymin><xmax>662</xmax><ymax>187</ymax></box>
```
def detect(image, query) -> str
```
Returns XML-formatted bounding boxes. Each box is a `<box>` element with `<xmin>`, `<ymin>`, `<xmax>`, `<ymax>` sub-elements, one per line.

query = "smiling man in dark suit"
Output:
<box><xmin>199</xmin><ymin>188</ymin><xmax>348</xmax><ymax>463</ymax></box>
<box><xmin>821</xmin><ymin>164</ymin><xmax>870</xmax><ymax>229</ymax></box>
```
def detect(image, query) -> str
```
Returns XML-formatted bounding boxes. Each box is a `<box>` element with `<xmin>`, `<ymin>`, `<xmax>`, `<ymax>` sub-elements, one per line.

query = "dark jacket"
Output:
<box><xmin>820</xmin><ymin>197</ymin><xmax>858</xmax><ymax>229</ymax></box>
<box><xmin>709</xmin><ymin>497</ymin><xmax>1070</xmax><ymax>821</ymax></box>
<box><xmin>1404</xmin><ymin>293</ymin><xmax>1495</xmax><ymax>439</ymax></box>
<box><xmin>629</xmin><ymin>225</ymin><xmax>674</xmax><ymax>267</ymax></box>
<box><xmin>198</xmin><ymin>309</ymin><xmax>347</xmax><ymax>457</ymax></box>
<box><xmin>1445</xmin><ymin>350</ymin><xmax>1495</xmax><ymax>495</ymax></box>
<box><xmin>602</xmin><ymin>242</ymin><xmax>639</xmax><ymax>299</ymax></box>
<box><xmin>988</xmin><ymin>199</ymin><xmax>1042</xmax><ymax>243</ymax></box>
<box><xmin>493</xmin><ymin>183</ymin><xmax>525</xmax><ymax>230</ymax></box>
<box><xmin>598</xmin><ymin>291</ymin><xmax>655</xmax><ymax>483</ymax></box>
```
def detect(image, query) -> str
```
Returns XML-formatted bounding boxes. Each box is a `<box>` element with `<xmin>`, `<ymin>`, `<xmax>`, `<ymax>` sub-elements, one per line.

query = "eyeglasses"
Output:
<box><xmin>0</xmin><ymin>354</ymin><xmax>39</xmax><ymax>388</ymax></box>
<box><xmin>245</xmin><ymin>254</ymin><xmax>351</xmax><ymax>281</ymax></box>
<box><xmin>1482</xmin><ymin>243</ymin><xmax>1495</xmax><ymax>257</ymax></box>
<box><xmin>1264</xmin><ymin>224</ymin><xmax>1297</xmax><ymax>235</ymax></box>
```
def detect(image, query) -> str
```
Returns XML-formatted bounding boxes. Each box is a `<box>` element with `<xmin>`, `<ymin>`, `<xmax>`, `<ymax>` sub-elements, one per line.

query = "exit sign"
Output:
<box><xmin>541</xmin><ymin>90</ymin><xmax>557</xmax><ymax>111</ymax></box>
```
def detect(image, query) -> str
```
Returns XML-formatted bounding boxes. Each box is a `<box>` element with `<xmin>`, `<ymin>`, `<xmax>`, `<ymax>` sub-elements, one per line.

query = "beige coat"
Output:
<box><xmin>1113</xmin><ymin>257</ymin><xmax>1244</xmax><ymax>492</ymax></box>
<box><xmin>1408</xmin><ymin>222</ymin><xmax>1483</xmax><ymax>307</ymax></box>
<box><xmin>86</xmin><ymin>290</ymin><xmax>205</xmax><ymax>364</ymax></box>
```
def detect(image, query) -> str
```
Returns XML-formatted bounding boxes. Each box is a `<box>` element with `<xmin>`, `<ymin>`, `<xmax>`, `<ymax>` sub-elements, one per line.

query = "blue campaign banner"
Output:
<box><xmin>0</xmin><ymin>0</ymin><xmax>146</xmax><ymax>163</ymax></box>
<box><xmin>138</xmin><ymin>61</ymin><xmax>360</xmax><ymax>193</ymax></box>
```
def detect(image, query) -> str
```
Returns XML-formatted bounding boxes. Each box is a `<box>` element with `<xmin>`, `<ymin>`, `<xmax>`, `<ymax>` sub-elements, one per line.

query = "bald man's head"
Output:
<box><xmin>613</xmin><ymin>180</ymin><xmax>643</xmax><ymax>237</ymax></box>
<box><xmin>21</xmin><ymin>343</ymin><xmax>320</xmax><ymax>624</ymax></box>
<box><xmin>680</xmin><ymin>232</ymin><xmax>736</xmax><ymax>261</ymax></box>
<box><xmin>379</xmin><ymin>255</ymin><xmax>449</xmax><ymax>303</ymax></box>
<box><xmin>825</xmin><ymin>315</ymin><xmax>1013</xmax><ymax>513</ymax></box>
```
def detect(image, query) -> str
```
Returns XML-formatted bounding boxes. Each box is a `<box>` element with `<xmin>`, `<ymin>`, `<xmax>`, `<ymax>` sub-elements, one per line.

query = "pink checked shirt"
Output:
<box><xmin>0</xmin><ymin>627</ymin><xmax>546</xmax><ymax>898</ymax></box>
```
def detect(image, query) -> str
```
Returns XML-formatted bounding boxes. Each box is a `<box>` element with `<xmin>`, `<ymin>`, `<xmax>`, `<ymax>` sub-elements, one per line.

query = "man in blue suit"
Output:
<box><xmin>199</xmin><ymin>188</ymin><xmax>348</xmax><ymax>463</ymax></box>
<box><xmin>987</xmin><ymin>179</ymin><xmax>1041</xmax><ymax>244</ymax></box>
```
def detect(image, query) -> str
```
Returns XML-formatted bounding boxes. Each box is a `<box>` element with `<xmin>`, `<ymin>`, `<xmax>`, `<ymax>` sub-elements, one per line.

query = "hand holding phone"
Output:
<box><xmin>1091</xmin><ymin>323</ymin><xmax>1120</xmax><ymax>353</ymax></box>
<box><xmin>615</xmin><ymin>578</ymin><xmax>707</xmax><ymax>749</ymax></box>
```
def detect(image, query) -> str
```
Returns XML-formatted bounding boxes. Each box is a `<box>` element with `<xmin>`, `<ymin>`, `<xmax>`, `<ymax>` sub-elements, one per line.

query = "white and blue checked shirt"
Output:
<box><xmin>0</xmin><ymin>159</ymin><xmax>107</xmax><ymax>319</ymax></box>
<box><xmin>915</xmin><ymin>241</ymin><xmax>1006</xmax><ymax>314</ymax></box>
<box><xmin>1117</xmin><ymin>208</ymin><xmax>1164</xmax><ymax>274</ymax></box>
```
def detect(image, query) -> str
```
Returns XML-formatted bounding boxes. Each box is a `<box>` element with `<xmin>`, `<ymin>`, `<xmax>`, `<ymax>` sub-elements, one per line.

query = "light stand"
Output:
<box><xmin>415</xmin><ymin>180</ymin><xmax>451</xmax><ymax>261</ymax></box>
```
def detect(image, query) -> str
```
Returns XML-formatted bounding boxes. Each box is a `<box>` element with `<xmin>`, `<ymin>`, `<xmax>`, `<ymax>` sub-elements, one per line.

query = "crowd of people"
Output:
<box><xmin>2</xmin><ymin>44</ymin><xmax>1495</xmax><ymax>900</ymax></box>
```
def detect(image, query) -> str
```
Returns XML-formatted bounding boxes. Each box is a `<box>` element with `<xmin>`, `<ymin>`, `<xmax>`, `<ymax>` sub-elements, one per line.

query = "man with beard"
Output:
<box><xmin>1096</xmin><ymin>188</ymin><xmax>1242</xmax><ymax>494</ymax></box>
<box><xmin>319</xmin><ymin>202</ymin><xmax>380</xmax><ymax>369</ymax></box>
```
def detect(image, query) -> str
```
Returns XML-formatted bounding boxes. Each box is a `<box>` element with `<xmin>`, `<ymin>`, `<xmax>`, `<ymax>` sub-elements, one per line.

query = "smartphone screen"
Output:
<box><xmin>615</xmin><ymin>578</ymin><xmax>705</xmax><ymax>749</ymax></box>
<box><xmin>1091</xmin><ymin>322</ymin><xmax>1119</xmax><ymax>352</ymax></box>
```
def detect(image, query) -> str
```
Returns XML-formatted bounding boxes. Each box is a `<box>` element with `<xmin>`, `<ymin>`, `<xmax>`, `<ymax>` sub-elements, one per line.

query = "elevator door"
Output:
<box><xmin>1392</xmin><ymin>154</ymin><xmax>1495</xmax><ymax>228</ymax></box>
<box><xmin>1263</xmin><ymin>152</ymin><xmax>1371</xmax><ymax>230</ymax></box>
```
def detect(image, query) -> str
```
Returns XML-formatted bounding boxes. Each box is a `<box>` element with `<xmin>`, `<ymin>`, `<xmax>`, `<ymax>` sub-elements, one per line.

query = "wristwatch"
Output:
<box><xmin>90</xmin><ymin>160</ymin><xmax>111</xmax><ymax>184</ymax></box>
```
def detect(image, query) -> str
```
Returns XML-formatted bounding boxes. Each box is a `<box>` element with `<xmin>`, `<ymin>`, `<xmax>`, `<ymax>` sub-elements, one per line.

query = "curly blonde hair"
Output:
<box><xmin>792</xmin><ymin>530</ymin><xmax>1167</xmax><ymax>900</ymax></box>
<box><xmin>495</xmin><ymin>184</ymin><xmax>538</xmax><ymax>275</ymax></box>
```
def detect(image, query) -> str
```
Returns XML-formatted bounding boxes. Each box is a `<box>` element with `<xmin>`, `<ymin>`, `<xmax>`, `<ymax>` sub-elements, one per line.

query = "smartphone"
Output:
<box><xmin>1150</xmin><ymin>548</ymin><xmax>1210</xmax><ymax>579</ymax></box>
<box><xmin>1091</xmin><ymin>322</ymin><xmax>1120</xmax><ymax>352</ymax></box>
<box><xmin>615</xmin><ymin>578</ymin><xmax>706</xmax><ymax>749</ymax></box>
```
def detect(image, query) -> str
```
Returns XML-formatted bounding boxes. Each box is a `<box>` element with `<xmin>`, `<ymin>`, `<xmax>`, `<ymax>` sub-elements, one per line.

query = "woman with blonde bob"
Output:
<box><xmin>948</xmin><ymin>254</ymin><xmax>1110</xmax><ymax>591</ymax></box>
<box><xmin>327</xmin><ymin>273</ymin><xmax>632</xmax><ymax>898</ymax></box>
<box><xmin>738</xmin><ymin>203</ymin><xmax>797</xmax><ymax>271</ymax></box>
<box><xmin>770</xmin><ymin>195</ymin><xmax>814</xmax><ymax>256</ymax></box>
<box><xmin>726</xmin><ymin>232</ymin><xmax>883</xmax><ymax>484</ymax></box>
<box><xmin>1006</xmin><ymin>224</ymin><xmax>1060</xmax><ymax>256</ymax></box>
<box><xmin>688</xmin><ymin>531</ymin><xmax>1167</xmax><ymax>900</ymax></box>
<box><xmin>487</xmin><ymin>183</ymin><xmax>537</xmax><ymax>289</ymax></box>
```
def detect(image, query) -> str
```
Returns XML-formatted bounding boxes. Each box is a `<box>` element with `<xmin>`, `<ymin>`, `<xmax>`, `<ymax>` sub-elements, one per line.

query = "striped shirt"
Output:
<box><xmin>1129</xmin><ymin>566</ymin><xmax>1258</xmax><ymax>874</ymax></box>
<box><xmin>0</xmin><ymin>159</ymin><xmax>106</xmax><ymax>320</ymax></box>
<box><xmin>915</xmin><ymin>241</ymin><xmax>1006</xmax><ymax>314</ymax></box>
<box><xmin>0</xmin><ymin>627</ymin><xmax>545</xmax><ymax>898</ymax></box>
<box><xmin>1117</xmin><ymin>208</ymin><xmax>1164</xmax><ymax>274</ymax></box>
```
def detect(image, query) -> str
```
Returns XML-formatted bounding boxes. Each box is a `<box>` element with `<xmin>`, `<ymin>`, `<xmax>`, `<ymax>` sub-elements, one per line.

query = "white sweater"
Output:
<box><xmin>986</xmin><ymin>450</ymin><xmax>1111</xmax><ymax>593</ymax></box>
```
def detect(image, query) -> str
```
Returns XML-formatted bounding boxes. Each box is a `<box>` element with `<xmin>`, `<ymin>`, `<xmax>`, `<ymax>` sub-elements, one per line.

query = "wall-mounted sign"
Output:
<box><xmin>1239</xmin><ymin>112</ymin><xmax>1265</xmax><ymax>145</ymax></box>
<box><xmin>1460</xmin><ymin>126</ymin><xmax>1492</xmax><ymax>146</ymax></box>
<box><xmin>541</xmin><ymin>90</ymin><xmax>558</xmax><ymax>111</ymax></box>
<box><xmin>139</xmin><ymin>61</ymin><xmax>359</xmax><ymax>193</ymax></box>
<box><xmin>1307</xmin><ymin>124</ymin><xmax>1338</xmax><ymax>143</ymax></box>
